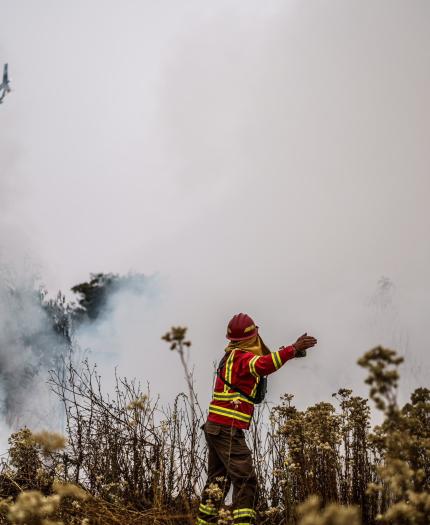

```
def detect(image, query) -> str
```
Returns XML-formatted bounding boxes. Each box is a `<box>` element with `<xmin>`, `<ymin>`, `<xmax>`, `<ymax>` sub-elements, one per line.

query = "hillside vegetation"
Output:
<box><xmin>0</xmin><ymin>330</ymin><xmax>428</xmax><ymax>524</ymax></box>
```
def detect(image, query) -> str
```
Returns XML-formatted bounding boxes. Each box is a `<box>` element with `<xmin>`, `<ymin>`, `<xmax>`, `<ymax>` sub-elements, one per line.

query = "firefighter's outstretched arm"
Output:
<box><xmin>248</xmin><ymin>333</ymin><xmax>317</xmax><ymax>377</ymax></box>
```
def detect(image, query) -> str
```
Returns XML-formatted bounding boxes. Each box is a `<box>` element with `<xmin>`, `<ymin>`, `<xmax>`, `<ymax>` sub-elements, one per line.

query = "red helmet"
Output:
<box><xmin>226</xmin><ymin>313</ymin><xmax>258</xmax><ymax>341</ymax></box>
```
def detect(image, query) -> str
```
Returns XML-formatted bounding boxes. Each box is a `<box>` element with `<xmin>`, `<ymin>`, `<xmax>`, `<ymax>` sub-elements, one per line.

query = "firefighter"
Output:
<box><xmin>197</xmin><ymin>313</ymin><xmax>317</xmax><ymax>525</ymax></box>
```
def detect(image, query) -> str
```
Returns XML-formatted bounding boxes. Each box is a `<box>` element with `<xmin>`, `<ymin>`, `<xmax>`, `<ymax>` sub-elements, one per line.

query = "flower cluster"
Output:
<box><xmin>126</xmin><ymin>394</ymin><xmax>148</xmax><ymax>411</ymax></box>
<box><xmin>205</xmin><ymin>483</ymin><xmax>224</xmax><ymax>502</ymax></box>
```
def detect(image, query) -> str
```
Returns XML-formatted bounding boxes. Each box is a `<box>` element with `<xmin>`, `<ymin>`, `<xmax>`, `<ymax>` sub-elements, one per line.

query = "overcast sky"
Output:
<box><xmin>1</xmin><ymin>1</ymin><xmax>429</xmax><ymax>413</ymax></box>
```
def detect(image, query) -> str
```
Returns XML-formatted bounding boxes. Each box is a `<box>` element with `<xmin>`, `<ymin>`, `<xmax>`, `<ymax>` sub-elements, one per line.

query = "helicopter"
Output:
<box><xmin>0</xmin><ymin>64</ymin><xmax>11</xmax><ymax>104</ymax></box>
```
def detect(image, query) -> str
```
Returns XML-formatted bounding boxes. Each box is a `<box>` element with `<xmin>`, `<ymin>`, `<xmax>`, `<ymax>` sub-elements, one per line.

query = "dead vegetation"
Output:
<box><xmin>0</xmin><ymin>342</ymin><xmax>428</xmax><ymax>524</ymax></box>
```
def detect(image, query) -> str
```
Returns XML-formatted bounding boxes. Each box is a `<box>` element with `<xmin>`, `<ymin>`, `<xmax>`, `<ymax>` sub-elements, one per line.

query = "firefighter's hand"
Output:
<box><xmin>293</xmin><ymin>333</ymin><xmax>317</xmax><ymax>356</ymax></box>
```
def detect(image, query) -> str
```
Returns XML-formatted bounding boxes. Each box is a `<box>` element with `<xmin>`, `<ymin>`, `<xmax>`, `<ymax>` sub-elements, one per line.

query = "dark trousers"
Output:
<box><xmin>197</xmin><ymin>421</ymin><xmax>258</xmax><ymax>525</ymax></box>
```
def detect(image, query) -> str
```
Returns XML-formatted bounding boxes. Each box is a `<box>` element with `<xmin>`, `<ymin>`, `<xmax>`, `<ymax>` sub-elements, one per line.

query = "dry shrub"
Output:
<box><xmin>297</xmin><ymin>495</ymin><xmax>360</xmax><ymax>525</ymax></box>
<box><xmin>47</xmin><ymin>356</ymin><xmax>205</xmax><ymax>515</ymax></box>
<box><xmin>358</xmin><ymin>347</ymin><xmax>430</xmax><ymax>525</ymax></box>
<box><xmin>31</xmin><ymin>433</ymin><xmax>67</xmax><ymax>455</ymax></box>
<box><xmin>0</xmin><ymin>345</ymin><xmax>427</xmax><ymax>525</ymax></box>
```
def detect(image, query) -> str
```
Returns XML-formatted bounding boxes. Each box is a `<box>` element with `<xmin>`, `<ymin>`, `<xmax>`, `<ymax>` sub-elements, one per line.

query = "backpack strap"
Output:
<box><xmin>216</xmin><ymin>354</ymin><xmax>256</xmax><ymax>403</ymax></box>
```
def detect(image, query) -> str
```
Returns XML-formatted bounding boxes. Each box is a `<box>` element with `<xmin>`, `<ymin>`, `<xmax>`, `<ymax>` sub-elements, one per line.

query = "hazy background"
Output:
<box><xmin>1</xmin><ymin>1</ymin><xmax>429</xmax><ymax>434</ymax></box>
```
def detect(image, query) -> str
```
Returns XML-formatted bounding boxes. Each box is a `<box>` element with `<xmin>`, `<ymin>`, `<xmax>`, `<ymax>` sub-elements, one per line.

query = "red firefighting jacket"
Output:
<box><xmin>207</xmin><ymin>345</ymin><xmax>296</xmax><ymax>429</ymax></box>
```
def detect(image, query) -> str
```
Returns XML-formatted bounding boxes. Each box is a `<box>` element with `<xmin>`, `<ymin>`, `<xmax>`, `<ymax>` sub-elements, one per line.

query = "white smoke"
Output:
<box><xmin>73</xmin><ymin>273</ymin><xmax>161</xmax><ymax>387</ymax></box>
<box><xmin>0</xmin><ymin>258</ymin><xmax>161</xmax><ymax>452</ymax></box>
<box><xmin>0</xmin><ymin>262</ymin><xmax>69</xmax><ymax>453</ymax></box>
<box><xmin>0</xmin><ymin>1</ymin><xmax>429</xmax><ymax>434</ymax></box>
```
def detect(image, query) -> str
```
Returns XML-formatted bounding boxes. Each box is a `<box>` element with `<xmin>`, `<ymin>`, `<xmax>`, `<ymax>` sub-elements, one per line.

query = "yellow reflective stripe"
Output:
<box><xmin>224</xmin><ymin>350</ymin><xmax>235</xmax><ymax>392</ymax></box>
<box><xmin>209</xmin><ymin>404</ymin><xmax>251</xmax><ymax>423</ymax></box>
<box><xmin>271</xmin><ymin>351</ymin><xmax>282</xmax><ymax>370</ymax></box>
<box><xmin>227</xmin><ymin>350</ymin><xmax>235</xmax><ymax>382</ymax></box>
<box><xmin>209</xmin><ymin>404</ymin><xmax>251</xmax><ymax>422</ymax></box>
<box><xmin>199</xmin><ymin>503</ymin><xmax>217</xmax><ymax>516</ymax></box>
<box><xmin>250</xmin><ymin>376</ymin><xmax>259</xmax><ymax>398</ymax></box>
<box><xmin>233</xmin><ymin>508</ymin><xmax>256</xmax><ymax>518</ymax></box>
<box><xmin>271</xmin><ymin>353</ymin><xmax>277</xmax><ymax>368</ymax></box>
<box><xmin>234</xmin><ymin>522</ymin><xmax>253</xmax><ymax>525</ymax></box>
<box><xmin>243</xmin><ymin>323</ymin><xmax>256</xmax><ymax>333</ymax></box>
<box><xmin>249</xmin><ymin>356</ymin><xmax>260</xmax><ymax>378</ymax></box>
<box><xmin>197</xmin><ymin>518</ymin><xmax>211</xmax><ymax>525</ymax></box>
<box><xmin>213</xmin><ymin>392</ymin><xmax>253</xmax><ymax>405</ymax></box>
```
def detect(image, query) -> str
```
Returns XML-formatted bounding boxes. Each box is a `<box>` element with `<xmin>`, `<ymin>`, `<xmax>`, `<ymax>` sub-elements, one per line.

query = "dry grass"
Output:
<box><xmin>0</xmin><ymin>342</ymin><xmax>428</xmax><ymax>524</ymax></box>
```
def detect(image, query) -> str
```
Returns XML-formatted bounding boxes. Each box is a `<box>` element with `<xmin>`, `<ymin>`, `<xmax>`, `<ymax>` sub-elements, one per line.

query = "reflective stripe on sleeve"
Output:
<box><xmin>249</xmin><ymin>356</ymin><xmax>260</xmax><ymax>378</ymax></box>
<box><xmin>271</xmin><ymin>351</ymin><xmax>282</xmax><ymax>370</ymax></box>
